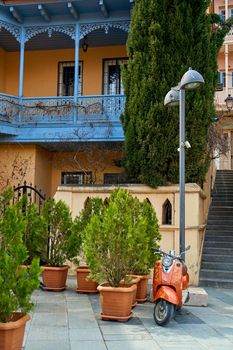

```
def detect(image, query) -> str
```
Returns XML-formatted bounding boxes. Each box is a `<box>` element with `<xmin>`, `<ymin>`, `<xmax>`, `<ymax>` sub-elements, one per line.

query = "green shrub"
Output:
<box><xmin>42</xmin><ymin>199</ymin><xmax>74</xmax><ymax>267</ymax></box>
<box><xmin>83</xmin><ymin>188</ymin><xmax>160</xmax><ymax>287</ymax></box>
<box><xmin>0</xmin><ymin>205</ymin><xmax>40</xmax><ymax>323</ymax></box>
<box><xmin>69</xmin><ymin>197</ymin><xmax>104</xmax><ymax>266</ymax></box>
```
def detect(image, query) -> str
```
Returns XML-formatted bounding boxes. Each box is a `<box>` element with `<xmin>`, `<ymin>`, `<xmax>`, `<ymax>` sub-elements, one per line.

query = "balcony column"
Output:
<box><xmin>225</xmin><ymin>44</ymin><xmax>229</xmax><ymax>95</ymax></box>
<box><xmin>225</xmin><ymin>0</ymin><xmax>229</xmax><ymax>20</ymax></box>
<box><xmin>19</xmin><ymin>27</ymin><xmax>25</xmax><ymax>122</ymax></box>
<box><xmin>73</xmin><ymin>24</ymin><xmax>80</xmax><ymax>124</ymax></box>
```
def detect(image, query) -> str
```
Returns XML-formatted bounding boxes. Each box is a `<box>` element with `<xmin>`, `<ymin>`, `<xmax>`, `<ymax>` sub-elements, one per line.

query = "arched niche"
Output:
<box><xmin>162</xmin><ymin>199</ymin><xmax>172</xmax><ymax>225</ymax></box>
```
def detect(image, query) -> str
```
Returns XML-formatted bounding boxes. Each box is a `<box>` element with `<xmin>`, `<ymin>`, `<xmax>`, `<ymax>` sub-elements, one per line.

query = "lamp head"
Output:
<box><xmin>164</xmin><ymin>86</ymin><xmax>179</xmax><ymax>107</ymax></box>
<box><xmin>225</xmin><ymin>94</ymin><xmax>233</xmax><ymax>111</ymax></box>
<box><xmin>180</xmin><ymin>67</ymin><xmax>204</xmax><ymax>90</ymax></box>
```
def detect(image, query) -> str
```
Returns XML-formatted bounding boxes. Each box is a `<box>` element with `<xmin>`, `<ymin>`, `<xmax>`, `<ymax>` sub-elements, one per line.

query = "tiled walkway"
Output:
<box><xmin>23</xmin><ymin>278</ymin><xmax>233</xmax><ymax>350</ymax></box>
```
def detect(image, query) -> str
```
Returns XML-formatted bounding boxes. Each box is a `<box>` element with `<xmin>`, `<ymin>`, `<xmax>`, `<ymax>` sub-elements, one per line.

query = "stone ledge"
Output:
<box><xmin>184</xmin><ymin>287</ymin><xmax>208</xmax><ymax>307</ymax></box>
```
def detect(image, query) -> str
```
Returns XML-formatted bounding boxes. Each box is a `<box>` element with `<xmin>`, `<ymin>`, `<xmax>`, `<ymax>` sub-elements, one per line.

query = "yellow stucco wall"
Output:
<box><xmin>0</xmin><ymin>144</ymin><xmax>36</xmax><ymax>191</ymax></box>
<box><xmin>54</xmin><ymin>184</ymin><xmax>207</xmax><ymax>286</ymax></box>
<box><xmin>34</xmin><ymin>146</ymin><xmax>52</xmax><ymax>198</ymax></box>
<box><xmin>0</xmin><ymin>48</ymin><xmax>6</xmax><ymax>92</ymax></box>
<box><xmin>0</xmin><ymin>145</ymin><xmax>123</xmax><ymax>196</ymax></box>
<box><xmin>1</xmin><ymin>45</ymin><xmax>127</xmax><ymax>96</ymax></box>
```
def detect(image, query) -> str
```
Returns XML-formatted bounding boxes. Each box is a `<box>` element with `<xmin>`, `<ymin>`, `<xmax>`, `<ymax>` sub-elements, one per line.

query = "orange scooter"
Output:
<box><xmin>151</xmin><ymin>246</ymin><xmax>190</xmax><ymax>326</ymax></box>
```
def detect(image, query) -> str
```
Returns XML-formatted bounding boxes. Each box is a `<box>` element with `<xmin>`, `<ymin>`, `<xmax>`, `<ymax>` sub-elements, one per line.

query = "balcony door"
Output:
<box><xmin>103</xmin><ymin>59</ymin><xmax>128</xmax><ymax>95</ymax></box>
<box><xmin>58</xmin><ymin>61</ymin><xmax>83</xmax><ymax>96</ymax></box>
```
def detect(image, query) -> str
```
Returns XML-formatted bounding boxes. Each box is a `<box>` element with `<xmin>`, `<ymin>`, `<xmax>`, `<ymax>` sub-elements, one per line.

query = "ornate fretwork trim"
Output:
<box><xmin>0</xmin><ymin>20</ymin><xmax>21</xmax><ymax>42</ymax></box>
<box><xmin>24</xmin><ymin>24</ymin><xmax>76</xmax><ymax>42</ymax></box>
<box><xmin>80</xmin><ymin>21</ymin><xmax>130</xmax><ymax>39</ymax></box>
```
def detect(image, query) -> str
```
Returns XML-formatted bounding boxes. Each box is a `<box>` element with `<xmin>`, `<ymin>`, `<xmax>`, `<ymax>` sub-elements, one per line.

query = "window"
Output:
<box><xmin>61</xmin><ymin>172</ymin><xmax>92</xmax><ymax>185</ymax></box>
<box><xmin>231</xmin><ymin>72</ymin><xmax>233</xmax><ymax>88</ymax></box>
<box><xmin>162</xmin><ymin>199</ymin><xmax>172</xmax><ymax>225</ymax></box>
<box><xmin>58</xmin><ymin>61</ymin><xmax>83</xmax><ymax>96</ymax></box>
<box><xmin>231</xmin><ymin>8</ymin><xmax>233</xmax><ymax>18</ymax></box>
<box><xmin>103</xmin><ymin>58</ymin><xmax>128</xmax><ymax>95</ymax></box>
<box><xmin>220</xmin><ymin>9</ymin><xmax>225</xmax><ymax>21</ymax></box>
<box><xmin>218</xmin><ymin>71</ymin><xmax>226</xmax><ymax>87</ymax></box>
<box><xmin>104</xmin><ymin>173</ymin><xmax>127</xmax><ymax>184</ymax></box>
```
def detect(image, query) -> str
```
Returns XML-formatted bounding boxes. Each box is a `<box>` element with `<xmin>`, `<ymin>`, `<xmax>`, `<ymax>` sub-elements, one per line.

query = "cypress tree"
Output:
<box><xmin>122</xmin><ymin>0</ymin><xmax>232</xmax><ymax>187</ymax></box>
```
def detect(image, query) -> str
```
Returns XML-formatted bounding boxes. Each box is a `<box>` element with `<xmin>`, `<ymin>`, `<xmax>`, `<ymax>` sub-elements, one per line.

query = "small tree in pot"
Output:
<box><xmin>83</xmin><ymin>188</ymin><xmax>160</xmax><ymax>321</ymax></box>
<box><xmin>41</xmin><ymin>199</ymin><xmax>75</xmax><ymax>291</ymax></box>
<box><xmin>70</xmin><ymin>197</ymin><xmax>104</xmax><ymax>293</ymax></box>
<box><xmin>0</xmin><ymin>204</ymin><xmax>40</xmax><ymax>350</ymax></box>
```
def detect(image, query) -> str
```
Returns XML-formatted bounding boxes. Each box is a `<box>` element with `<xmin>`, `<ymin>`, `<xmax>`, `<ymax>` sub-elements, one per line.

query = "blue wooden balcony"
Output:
<box><xmin>0</xmin><ymin>93</ymin><xmax>125</xmax><ymax>143</ymax></box>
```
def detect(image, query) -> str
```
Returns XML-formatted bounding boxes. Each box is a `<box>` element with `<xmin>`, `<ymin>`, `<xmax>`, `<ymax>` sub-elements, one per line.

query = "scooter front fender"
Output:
<box><xmin>154</xmin><ymin>286</ymin><xmax>179</xmax><ymax>305</ymax></box>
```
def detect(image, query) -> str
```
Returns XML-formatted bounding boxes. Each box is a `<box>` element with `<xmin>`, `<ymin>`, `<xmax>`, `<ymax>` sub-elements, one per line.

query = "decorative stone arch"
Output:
<box><xmin>24</xmin><ymin>24</ymin><xmax>76</xmax><ymax>43</ymax></box>
<box><xmin>145</xmin><ymin>198</ymin><xmax>151</xmax><ymax>205</ymax></box>
<box><xmin>0</xmin><ymin>20</ymin><xmax>21</xmax><ymax>42</ymax></box>
<box><xmin>80</xmin><ymin>21</ymin><xmax>130</xmax><ymax>39</ymax></box>
<box><xmin>104</xmin><ymin>197</ymin><xmax>109</xmax><ymax>206</ymax></box>
<box><xmin>162</xmin><ymin>199</ymin><xmax>172</xmax><ymax>225</ymax></box>
<box><xmin>84</xmin><ymin>196</ymin><xmax>90</xmax><ymax>209</ymax></box>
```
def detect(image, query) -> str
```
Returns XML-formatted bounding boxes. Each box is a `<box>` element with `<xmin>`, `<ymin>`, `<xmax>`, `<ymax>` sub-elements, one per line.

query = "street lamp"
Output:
<box><xmin>164</xmin><ymin>67</ymin><xmax>204</xmax><ymax>260</ymax></box>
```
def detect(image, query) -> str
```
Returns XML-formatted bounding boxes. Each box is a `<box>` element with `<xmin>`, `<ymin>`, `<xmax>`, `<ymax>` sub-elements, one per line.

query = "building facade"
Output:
<box><xmin>213</xmin><ymin>0</ymin><xmax>233</xmax><ymax>170</ymax></box>
<box><xmin>0</xmin><ymin>0</ymin><xmax>132</xmax><ymax>196</ymax></box>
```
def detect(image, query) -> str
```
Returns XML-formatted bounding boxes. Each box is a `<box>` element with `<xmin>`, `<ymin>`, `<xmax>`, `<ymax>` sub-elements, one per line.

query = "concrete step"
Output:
<box><xmin>200</xmin><ymin>269</ymin><xmax>233</xmax><ymax>280</ymax></box>
<box><xmin>199</xmin><ymin>277</ymin><xmax>233</xmax><ymax>289</ymax></box>
<box><xmin>206</xmin><ymin>225</ymin><xmax>233</xmax><ymax>231</ymax></box>
<box><xmin>207</xmin><ymin>217</ymin><xmax>233</xmax><ymax>223</ymax></box>
<box><xmin>205</xmin><ymin>240</ymin><xmax>233</xmax><ymax>248</ymax></box>
<box><xmin>201</xmin><ymin>261</ymin><xmax>233</xmax><ymax>271</ymax></box>
<box><xmin>211</xmin><ymin>201</ymin><xmax>233</xmax><ymax>206</ymax></box>
<box><xmin>205</xmin><ymin>231</ymin><xmax>233</xmax><ymax>238</ymax></box>
<box><xmin>205</xmin><ymin>235</ymin><xmax>233</xmax><ymax>242</ymax></box>
<box><xmin>208</xmin><ymin>207</ymin><xmax>233</xmax><ymax>213</ymax></box>
<box><xmin>202</xmin><ymin>247</ymin><xmax>232</xmax><ymax>255</ymax></box>
<box><xmin>202</xmin><ymin>253</ymin><xmax>233</xmax><ymax>263</ymax></box>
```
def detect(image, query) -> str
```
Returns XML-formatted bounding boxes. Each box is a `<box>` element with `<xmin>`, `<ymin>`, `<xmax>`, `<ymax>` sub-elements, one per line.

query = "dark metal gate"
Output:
<box><xmin>13</xmin><ymin>181</ymin><xmax>46</xmax><ymax>213</ymax></box>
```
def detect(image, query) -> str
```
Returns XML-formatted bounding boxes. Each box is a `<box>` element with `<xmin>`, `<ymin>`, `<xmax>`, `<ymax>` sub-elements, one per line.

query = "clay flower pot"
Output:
<box><xmin>76</xmin><ymin>266</ymin><xmax>98</xmax><ymax>293</ymax></box>
<box><xmin>130</xmin><ymin>274</ymin><xmax>150</xmax><ymax>303</ymax></box>
<box><xmin>97</xmin><ymin>283</ymin><xmax>137</xmax><ymax>321</ymax></box>
<box><xmin>42</xmin><ymin>266</ymin><xmax>69</xmax><ymax>291</ymax></box>
<box><xmin>120</xmin><ymin>276</ymin><xmax>141</xmax><ymax>308</ymax></box>
<box><xmin>0</xmin><ymin>313</ymin><xmax>30</xmax><ymax>350</ymax></box>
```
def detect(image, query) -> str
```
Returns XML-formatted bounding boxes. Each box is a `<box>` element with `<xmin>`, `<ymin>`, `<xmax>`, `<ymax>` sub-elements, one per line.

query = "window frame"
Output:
<box><xmin>102</xmin><ymin>57</ymin><xmax>128</xmax><ymax>95</ymax></box>
<box><xmin>57</xmin><ymin>61</ymin><xmax>83</xmax><ymax>97</ymax></box>
<box><xmin>61</xmin><ymin>171</ymin><xmax>92</xmax><ymax>185</ymax></box>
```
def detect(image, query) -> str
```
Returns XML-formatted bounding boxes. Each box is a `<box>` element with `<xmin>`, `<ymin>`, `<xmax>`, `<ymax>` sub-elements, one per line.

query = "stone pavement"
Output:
<box><xmin>23</xmin><ymin>277</ymin><xmax>233</xmax><ymax>350</ymax></box>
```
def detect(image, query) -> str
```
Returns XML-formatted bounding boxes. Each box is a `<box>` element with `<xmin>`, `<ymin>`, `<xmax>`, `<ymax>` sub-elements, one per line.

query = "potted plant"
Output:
<box><xmin>70</xmin><ymin>197</ymin><xmax>104</xmax><ymax>293</ymax></box>
<box><xmin>41</xmin><ymin>198</ymin><xmax>74</xmax><ymax>291</ymax></box>
<box><xmin>16</xmin><ymin>195</ymin><xmax>47</xmax><ymax>265</ymax></box>
<box><xmin>129</xmin><ymin>199</ymin><xmax>161</xmax><ymax>302</ymax></box>
<box><xmin>83</xmin><ymin>188</ymin><xmax>159</xmax><ymax>321</ymax></box>
<box><xmin>0</xmin><ymin>204</ymin><xmax>41</xmax><ymax>350</ymax></box>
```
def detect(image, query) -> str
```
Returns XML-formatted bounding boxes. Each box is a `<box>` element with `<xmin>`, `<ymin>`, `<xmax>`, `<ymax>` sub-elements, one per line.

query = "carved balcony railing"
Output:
<box><xmin>0</xmin><ymin>94</ymin><xmax>126</xmax><ymax>126</ymax></box>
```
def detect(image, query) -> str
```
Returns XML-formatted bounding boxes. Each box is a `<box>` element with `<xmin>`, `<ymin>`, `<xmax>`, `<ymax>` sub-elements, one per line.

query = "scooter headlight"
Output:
<box><xmin>162</xmin><ymin>256</ymin><xmax>172</xmax><ymax>268</ymax></box>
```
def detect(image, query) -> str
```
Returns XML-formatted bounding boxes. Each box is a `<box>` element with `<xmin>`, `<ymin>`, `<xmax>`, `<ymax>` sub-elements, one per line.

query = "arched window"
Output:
<box><xmin>162</xmin><ymin>199</ymin><xmax>172</xmax><ymax>225</ymax></box>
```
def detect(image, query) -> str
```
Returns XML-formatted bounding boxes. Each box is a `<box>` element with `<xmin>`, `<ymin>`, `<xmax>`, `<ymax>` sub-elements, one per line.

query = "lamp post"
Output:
<box><xmin>164</xmin><ymin>68</ymin><xmax>204</xmax><ymax>261</ymax></box>
<box><xmin>225</xmin><ymin>94</ymin><xmax>233</xmax><ymax>111</ymax></box>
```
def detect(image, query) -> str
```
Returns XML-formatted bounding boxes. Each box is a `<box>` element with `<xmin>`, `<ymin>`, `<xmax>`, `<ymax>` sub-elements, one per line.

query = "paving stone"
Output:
<box><xmin>105</xmin><ymin>340</ymin><xmax>161</xmax><ymax>350</ymax></box>
<box><xmin>103</xmin><ymin>332</ymin><xmax>152</xmax><ymax>341</ymax></box>
<box><xmin>34</xmin><ymin>302</ymin><xmax>67</xmax><ymax>313</ymax></box>
<box><xmin>31</xmin><ymin>312</ymin><xmax>68</xmax><ymax>327</ymax></box>
<box><xmin>100</xmin><ymin>324</ymin><xmax>147</xmax><ymax>335</ymax></box>
<box><xmin>70</xmin><ymin>340</ymin><xmax>107</xmax><ymax>350</ymax></box>
<box><xmin>68</xmin><ymin>313</ymin><xmax>98</xmax><ymax>328</ymax></box>
<box><xmin>158</xmin><ymin>342</ymin><xmax>206</xmax><ymax>350</ymax></box>
<box><xmin>69</xmin><ymin>328</ymin><xmax>102</xmax><ymax>341</ymax></box>
<box><xmin>26</xmin><ymin>325</ymin><xmax>68</xmax><ymax>341</ymax></box>
<box><xmin>24</xmin><ymin>340</ymin><xmax>70</xmax><ymax>350</ymax></box>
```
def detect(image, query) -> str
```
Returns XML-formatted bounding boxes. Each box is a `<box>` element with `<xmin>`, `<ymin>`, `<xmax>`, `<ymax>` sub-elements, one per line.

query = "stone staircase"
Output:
<box><xmin>200</xmin><ymin>170</ymin><xmax>233</xmax><ymax>288</ymax></box>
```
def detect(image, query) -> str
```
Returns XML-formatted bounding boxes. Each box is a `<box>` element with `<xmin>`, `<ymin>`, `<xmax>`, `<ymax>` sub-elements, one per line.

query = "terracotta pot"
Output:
<box><xmin>130</xmin><ymin>274</ymin><xmax>150</xmax><ymax>303</ymax></box>
<box><xmin>97</xmin><ymin>283</ymin><xmax>137</xmax><ymax>321</ymax></box>
<box><xmin>76</xmin><ymin>266</ymin><xmax>98</xmax><ymax>293</ymax></box>
<box><xmin>0</xmin><ymin>313</ymin><xmax>30</xmax><ymax>350</ymax></box>
<box><xmin>42</xmin><ymin>266</ymin><xmax>69</xmax><ymax>291</ymax></box>
<box><xmin>120</xmin><ymin>276</ymin><xmax>140</xmax><ymax>308</ymax></box>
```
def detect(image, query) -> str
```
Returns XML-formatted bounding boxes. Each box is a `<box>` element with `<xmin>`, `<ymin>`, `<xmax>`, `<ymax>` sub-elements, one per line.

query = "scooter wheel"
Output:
<box><xmin>153</xmin><ymin>299</ymin><xmax>175</xmax><ymax>326</ymax></box>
